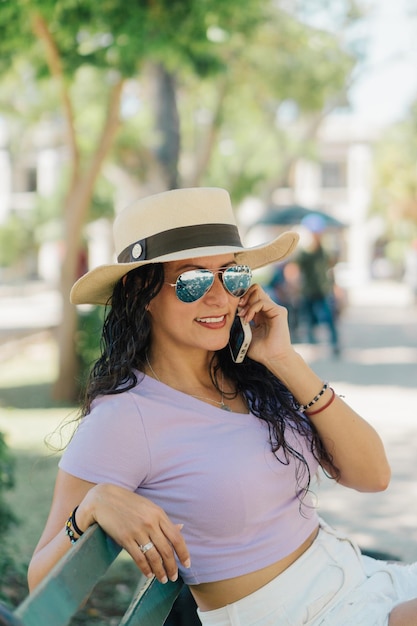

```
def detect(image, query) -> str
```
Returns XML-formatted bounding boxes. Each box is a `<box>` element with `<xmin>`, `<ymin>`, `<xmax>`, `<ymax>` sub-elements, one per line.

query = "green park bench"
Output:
<box><xmin>0</xmin><ymin>524</ymin><xmax>184</xmax><ymax>626</ymax></box>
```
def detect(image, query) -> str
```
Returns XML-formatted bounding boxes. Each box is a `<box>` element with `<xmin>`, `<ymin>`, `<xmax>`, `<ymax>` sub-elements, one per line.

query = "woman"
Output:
<box><xmin>28</xmin><ymin>188</ymin><xmax>417</xmax><ymax>625</ymax></box>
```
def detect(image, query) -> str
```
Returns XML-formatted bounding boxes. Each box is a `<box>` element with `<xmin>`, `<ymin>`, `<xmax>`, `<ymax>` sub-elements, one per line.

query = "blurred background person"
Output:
<box><xmin>296</xmin><ymin>214</ymin><xmax>341</xmax><ymax>357</ymax></box>
<box><xmin>267</xmin><ymin>261</ymin><xmax>301</xmax><ymax>342</ymax></box>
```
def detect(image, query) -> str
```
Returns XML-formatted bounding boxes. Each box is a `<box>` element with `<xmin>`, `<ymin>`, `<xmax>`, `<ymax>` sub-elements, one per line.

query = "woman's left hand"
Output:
<box><xmin>237</xmin><ymin>284</ymin><xmax>295</xmax><ymax>367</ymax></box>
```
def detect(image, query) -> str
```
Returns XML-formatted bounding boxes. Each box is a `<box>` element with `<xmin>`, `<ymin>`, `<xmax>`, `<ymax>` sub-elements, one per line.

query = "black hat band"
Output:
<box><xmin>117</xmin><ymin>223</ymin><xmax>242</xmax><ymax>263</ymax></box>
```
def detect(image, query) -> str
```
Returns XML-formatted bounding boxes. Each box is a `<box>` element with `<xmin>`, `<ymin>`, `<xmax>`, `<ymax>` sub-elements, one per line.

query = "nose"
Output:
<box><xmin>204</xmin><ymin>273</ymin><xmax>229</xmax><ymax>304</ymax></box>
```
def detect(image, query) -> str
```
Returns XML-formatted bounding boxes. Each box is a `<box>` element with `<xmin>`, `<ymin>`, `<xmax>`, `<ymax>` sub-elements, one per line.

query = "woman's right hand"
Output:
<box><xmin>78</xmin><ymin>483</ymin><xmax>191</xmax><ymax>584</ymax></box>
<box><xmin>28</xmin><ymin>470</ymin><xmax>190</xmax><ymax>591</ymax></box>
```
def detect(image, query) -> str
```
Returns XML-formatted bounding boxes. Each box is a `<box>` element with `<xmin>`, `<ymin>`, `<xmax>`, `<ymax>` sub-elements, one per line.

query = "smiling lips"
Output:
<box><xmin>196</xmin><ymin>315</ymin><xmax>227</xmax><ymax>328</ymax></box>
<box><xmin>197</xmin><ymin>316</ymin><xmax>224</xmax><ymax>323</ymax></box>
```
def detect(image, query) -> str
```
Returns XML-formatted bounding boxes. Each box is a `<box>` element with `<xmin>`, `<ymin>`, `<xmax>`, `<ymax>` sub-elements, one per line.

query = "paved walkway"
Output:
<box><xmin>296</xmin><ymin>281</ymin><xmax>417</xmax><ymax>562</ymax></box>
<box><xmin>1</xmin><ymin>279</ymin><xmax>417</xmax><ymax>561</ymax></box>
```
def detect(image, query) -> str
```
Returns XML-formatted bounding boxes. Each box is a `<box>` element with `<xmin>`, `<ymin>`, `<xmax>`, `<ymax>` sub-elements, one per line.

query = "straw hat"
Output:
<box><xmin>71</xmin><ymin>187</ymin><xmax>299</xmax><ymax>305</ymax></box>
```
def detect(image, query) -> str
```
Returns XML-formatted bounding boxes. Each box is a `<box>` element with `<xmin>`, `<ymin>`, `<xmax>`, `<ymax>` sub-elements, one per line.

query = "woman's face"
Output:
<box><xmin>147</xmin><ymin>254</ymin><xmax>242</xmax><ymax>356</ymax></box>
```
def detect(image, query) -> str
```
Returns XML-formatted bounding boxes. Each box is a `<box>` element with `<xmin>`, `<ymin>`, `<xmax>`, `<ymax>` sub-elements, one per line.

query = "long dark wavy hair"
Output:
<box><xmin>81</xmin><ymin>264</ymin><xmax>339</xmax><ymax>494</ymax></box>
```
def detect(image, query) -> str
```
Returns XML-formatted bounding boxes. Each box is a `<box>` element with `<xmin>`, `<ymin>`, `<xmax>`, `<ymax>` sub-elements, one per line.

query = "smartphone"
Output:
<box><xmin>229</xmin><ymin>314</ymin><xmax>252</xmax><ymax>363</ymax></box>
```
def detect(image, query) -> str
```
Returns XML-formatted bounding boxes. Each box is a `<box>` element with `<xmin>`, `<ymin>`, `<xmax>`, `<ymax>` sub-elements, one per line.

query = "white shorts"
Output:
<box><xmin>197</xmin><ymin>520</ymin><xmax>417</xmax><ymax>626</ymax></box>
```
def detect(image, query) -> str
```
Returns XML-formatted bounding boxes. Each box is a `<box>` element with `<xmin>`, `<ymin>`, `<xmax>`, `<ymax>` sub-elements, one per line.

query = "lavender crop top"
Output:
<box><xmin>59</xmin><ymin>374</ymin><xmax>320</xmax><ymax>585</ymax></box>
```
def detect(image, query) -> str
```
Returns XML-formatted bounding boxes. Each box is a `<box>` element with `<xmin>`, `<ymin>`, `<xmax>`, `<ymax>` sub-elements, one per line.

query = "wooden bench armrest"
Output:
<box><xmin>15</xmin><ymin>524</ymin><xmax>120</xmax><ymax>626</ymax></box>
<box><xmin>1</xmin><ymin>523</ymin><xmax>183</xmax><ymax>626</ymax></box>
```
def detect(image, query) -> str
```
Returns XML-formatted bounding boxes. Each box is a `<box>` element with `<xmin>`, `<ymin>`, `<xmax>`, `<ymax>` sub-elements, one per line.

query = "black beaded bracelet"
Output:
<box><xmin>298</xmin><ymin>382</ymin><xmax>329</xmax><ymax>413</ymax></box>
<box><xmin>65</xmin><ymin>506</ymin><xmax>84</xmax><ymax>544</ymax></box>
<box><xmin>71</xmin><ymin>506</ymin><xmax>85</xmax><ymax>537</ymax></box>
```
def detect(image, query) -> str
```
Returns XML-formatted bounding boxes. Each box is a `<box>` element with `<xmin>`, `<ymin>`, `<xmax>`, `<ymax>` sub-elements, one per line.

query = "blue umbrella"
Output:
<box><xmin>258</xmin><ymin>205</ymin><xmax>345</xmax><ymax>229</ymax></box>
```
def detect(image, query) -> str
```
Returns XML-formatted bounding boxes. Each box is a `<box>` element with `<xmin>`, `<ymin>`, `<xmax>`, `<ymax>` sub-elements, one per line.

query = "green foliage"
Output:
<box><xmin>0</xmin><ymin>215</ymin><xmax>35</xmax><ymax>268</ymax></box>
<box><xmin>0</xmin><ymin>0</ymin><xmax>269</xmax><ymax>78</ymax></box>
<box><xmin>89</xmin><ymin>184</ymin><xmax>114</xmax><ymax>222</ymax></box>
<box><xmin>372</xmin><ymin>101</ymin><xmax>417</xmax><ymax>230</ymax></box>
<box><xmin>241</xmin><ymin>10</ymin><xmax>355</xmax><ymax>111</ymax></box>
<box><xmin>0</xmin><ymin>433</ymin><xmax>16</xmax><ymax>534</ymax></box>
<box><xmin>174</xmin><ymin>4</ymin><xmax>357</xmax><ymax>199</ymax></box>
<box><xmin>0</xmin><ymin>0</ymin><xmax>361</xmax><ymax>209</ymax></box>
<box><xmin>0</xmin><ymin>432</ymin><xmax>18</xmax><ymax>589</ymax></box>
<box><xmin>75</xmin><ymin>306</ymin><xmax>105</xmax><ymax>388</ymax></box>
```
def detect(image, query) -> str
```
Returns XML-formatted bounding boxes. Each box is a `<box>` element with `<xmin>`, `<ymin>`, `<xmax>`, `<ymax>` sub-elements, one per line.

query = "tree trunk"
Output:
<box><xmin>152</xmin><ymin>63</ymin><xmax>180</xmax><ymax>189</ymax></box>
<box><xmin>186</xmin><ymin>77</ymin><xmax>229</xmax><ymax>188</ymax></box>
<box><xmin>53</xmin><ymin>250</ymin><xmax>80</xmax><ymax>403</ymax></box>
<box><xmin>52</xmin><ymin>80</ymin><xmax>125</xmax><ymax>402</ymax></box>
<box><xmin>51</xmin><ymin>184</ymin><xmax>91</xmax><ymax>402</ymax></box>
<box><xmin>32</xmin><ymin>11</ymin><xmax>125</xmax><ymax>402</ymax></box>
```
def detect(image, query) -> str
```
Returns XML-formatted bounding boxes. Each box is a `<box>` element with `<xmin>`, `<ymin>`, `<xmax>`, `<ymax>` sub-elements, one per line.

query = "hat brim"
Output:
<box><xmin>70</xmin><ymin>231</ymin><xmax>299</xmax><ymax>305</ymax></box>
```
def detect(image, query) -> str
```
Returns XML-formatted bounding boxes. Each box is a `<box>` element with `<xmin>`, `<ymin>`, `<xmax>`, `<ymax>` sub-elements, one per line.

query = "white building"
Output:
<box><xmin>246</xmin><ymin>113</ymin><xmax>385</xmax><ymax>286</ymax></box>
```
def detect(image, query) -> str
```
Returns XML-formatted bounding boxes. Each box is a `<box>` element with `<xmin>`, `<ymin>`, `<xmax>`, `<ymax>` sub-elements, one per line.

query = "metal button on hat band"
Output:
<box><xmin>131</xmin><ymin>242</ymin><xmax>143</xmax><ymax>259</ymax></box>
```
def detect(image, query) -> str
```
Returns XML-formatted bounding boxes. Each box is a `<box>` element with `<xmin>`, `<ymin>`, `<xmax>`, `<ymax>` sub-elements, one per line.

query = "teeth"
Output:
<box><xmin>196</xmin><ymin>316</ymin><xmax>224</xmax><ymax>323</ymax></box>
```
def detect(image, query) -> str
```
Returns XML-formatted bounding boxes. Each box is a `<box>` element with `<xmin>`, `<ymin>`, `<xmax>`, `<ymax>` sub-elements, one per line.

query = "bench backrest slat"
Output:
<box><xmin>15</xmin><ymin>525</ymin><xmax>120</xmax><ymax>626</ymax></box>
<box><xmin>0</xmin><ymin>524</ymin><xmax>183</xmax><ymax>626</ymax></box>
<box><xmin>121</xmin><ymin>576</ymin><xmax>183</xmax><ymax>626</ymax></box>
<box><xmin>5</xmin><ymin>524</ymin><xmax>184</xmax><ymax>626</ymax></box>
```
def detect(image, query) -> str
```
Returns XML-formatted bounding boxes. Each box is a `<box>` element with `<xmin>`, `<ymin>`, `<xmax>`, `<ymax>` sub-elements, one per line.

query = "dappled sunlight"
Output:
<box><xmin>0</xmin><ymin>408</ymin><xmax>75</xmax><ymax>452</ymax></box>
<box><xmin>316</xmin><ymin>382</ymin><xmax>417</xmax><ymax>563</ymax></box>
<box><xmin>317</xmin><ymin>465</ymin><xmax>417</xmax><ymax>562</ymax></box>
<box><xmin>301</xmin><ymin>296</ymin><xmax>417</xmax><ymax>564</ymax></box>
<box><xmin>344</xmin><ymin>345</ymin><xmax>417</xmax><ymax>365</ymax></box>
<box><xmin>0</xmin><ymin>332</ymin><xmax>58</xmax><ymax>386</ymax></box>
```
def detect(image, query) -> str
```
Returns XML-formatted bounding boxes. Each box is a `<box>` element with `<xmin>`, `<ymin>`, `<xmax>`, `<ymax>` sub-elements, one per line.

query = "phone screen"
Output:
<box><xmin>229</xmin><ymin>315</ymin><xmax>252</xmax><ymax>363</ymax></box>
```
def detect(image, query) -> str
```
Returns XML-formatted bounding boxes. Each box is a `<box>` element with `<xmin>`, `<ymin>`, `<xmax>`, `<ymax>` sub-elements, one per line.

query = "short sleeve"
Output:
<box><xmin>59</xmin><ymin>391</ymin><xmax>150</xmax><ymax>490</ymax></box>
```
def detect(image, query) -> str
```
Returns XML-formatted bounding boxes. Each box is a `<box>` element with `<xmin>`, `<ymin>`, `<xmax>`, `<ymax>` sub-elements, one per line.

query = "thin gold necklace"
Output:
<box><xmin>145</xmin><ymin>353</ymin><xmax>232</xmax><ymax>412</ymax></box>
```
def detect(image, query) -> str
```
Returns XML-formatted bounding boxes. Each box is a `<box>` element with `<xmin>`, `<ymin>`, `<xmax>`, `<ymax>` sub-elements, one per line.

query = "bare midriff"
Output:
<box><xmin>189</xmin><ymin>525</ymin><xmax>319</xmax><ymax>612</ymax></box>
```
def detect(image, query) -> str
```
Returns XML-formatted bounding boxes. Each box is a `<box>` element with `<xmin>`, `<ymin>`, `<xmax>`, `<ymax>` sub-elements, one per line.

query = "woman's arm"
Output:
<box><xmin>239</xmin><ymin>286</ymin><xmax>391</xmax><ymax>493</ymax></box>
<box><xmin>267</xmin><ymin>349</ymin><xmax>391</xmax><ymax>491</ymax></box>
<box><xmin>28</xmin><ymin>469</ymin><xmax>190</xmax><ymax>591</ymax></box>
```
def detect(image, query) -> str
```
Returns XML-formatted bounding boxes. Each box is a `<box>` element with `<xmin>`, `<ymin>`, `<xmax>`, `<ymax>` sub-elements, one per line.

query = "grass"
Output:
<box><xmin>0</xmin><ymin>334</ymin><xmax>66</xmax><ymax>560</ymax></box>
<box><xmin>0</xmin><ymin>332</ymin><xmax>143</xmax><ymax>624</ymax></box>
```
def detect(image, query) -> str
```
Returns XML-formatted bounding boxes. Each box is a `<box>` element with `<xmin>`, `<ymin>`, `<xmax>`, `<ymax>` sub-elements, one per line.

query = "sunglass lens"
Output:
<box><xmin>175</xmin><ymin>270</ymin><xmax>214</xmax><ymax>302</ymax></box>
<box><xmin>223</xmin><ymin>266</ymin><xmax>252</xmax><ymax>297</ymax></box>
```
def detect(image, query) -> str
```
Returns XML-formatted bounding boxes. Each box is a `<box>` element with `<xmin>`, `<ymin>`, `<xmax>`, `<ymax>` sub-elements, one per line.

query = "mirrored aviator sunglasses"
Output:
<box><xmin>167</xmin><ymin>265</ymin><xmax>252</xmax><ymax>303</ymax></box>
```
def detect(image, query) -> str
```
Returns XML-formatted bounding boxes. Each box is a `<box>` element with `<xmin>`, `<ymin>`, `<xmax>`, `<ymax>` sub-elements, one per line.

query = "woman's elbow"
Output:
<box><xmin>372</xmin><ymin>464</ymin><xmax>391</xmax><ymax>492</ymax></box>
<box><xmin>27</xmin><ymin>565</ymin><xmax>38</xmax><ymax>593</ymax></box>
<box><xmin>27</xmin><ymin>557</ymin><xmax>45</xmax><ymax>593</ymax></box>
<box><xmin>338</xmin><ymin>461</ymin><xmax>391</xmax><ymax>493</ymax></box>
<box><xmin>357</xmin><ymin>463</ymin><xmax>391</xmax><ymax>493</ymax></box>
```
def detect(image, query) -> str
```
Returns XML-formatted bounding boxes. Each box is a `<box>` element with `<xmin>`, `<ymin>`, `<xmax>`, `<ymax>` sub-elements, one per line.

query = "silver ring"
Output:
<box><xmin>139</xmin><ymin>541</ymin><xmax>154</xmax><ymax>554</ymax></box>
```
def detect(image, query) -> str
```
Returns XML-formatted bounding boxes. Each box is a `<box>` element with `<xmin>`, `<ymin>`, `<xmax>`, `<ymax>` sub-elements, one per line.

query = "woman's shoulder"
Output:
<box><xmin>85</xmin><ymin>373</ymin><xmax>146</xmax><ymax>420</ymax></box>
<box><xmin>90</xmin><ymin>370</ymin><xmax>147</xmax><ymax>404</ymax></box>
<box><xmin>86</xmin><ymin>372</ymin><xmax>174</xmax><ymax>424</ymax></box>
